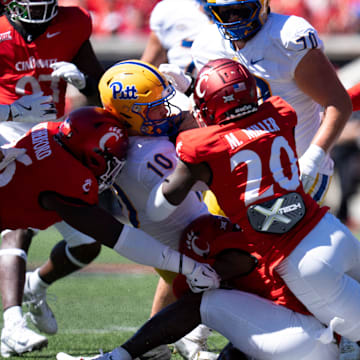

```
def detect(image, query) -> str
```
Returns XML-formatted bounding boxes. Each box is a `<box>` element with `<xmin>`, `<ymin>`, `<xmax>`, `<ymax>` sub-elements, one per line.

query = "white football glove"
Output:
<box><xmin>0</xmin><ymin>92</ymin><xmax>57</xmax><ymax>123</ymax></box>
<box><xmin>159</xmin><ymin>63</ymin><xmax>192</xmax><ymax>93</ymax></box>
<box><xmin>50</xmin><ymin>61</ymin><xmax>86</xmax><ymax>90</ymax></box>
<box><xmin>0</xmin><ymin>147</ymin><xmax>26</xmax><ymax>171</ymax></box>
<box><xmin>186</xmin><ymin>262</ymin><xmax>221</xmax><ymax>293</ymax></box>
<box><xmin>298</xmin><ymin>144</ymin><xmax>326</xmax><ymax>193</ymax></box>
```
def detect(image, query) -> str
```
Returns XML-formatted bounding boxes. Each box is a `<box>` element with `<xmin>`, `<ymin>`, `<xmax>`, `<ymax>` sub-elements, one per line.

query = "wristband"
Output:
<box><xmin>303</xmin><ymin>144</ymin><xmax>326</xmax><ymax>166</ymax></box>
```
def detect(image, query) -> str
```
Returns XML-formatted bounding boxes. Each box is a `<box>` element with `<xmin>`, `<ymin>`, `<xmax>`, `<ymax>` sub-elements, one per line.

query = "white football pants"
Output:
<box><xmin>276</xmin><ymin>212</ymin><xmax>360</xmax><ymax>341</ymax></box>
<box><xmin>200</xmin><ymin>289</ymin><xmax>339</xmax><ymax>360</ymax></box>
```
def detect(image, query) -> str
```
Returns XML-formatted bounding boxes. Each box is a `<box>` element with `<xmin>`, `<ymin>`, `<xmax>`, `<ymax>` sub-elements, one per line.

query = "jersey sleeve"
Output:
<box><xmin>176</xmin><ymin>132</ymin><xmax>200</xmax><ymax>164</ymax></box>
<box><xmin>70</xmin><ymin>6</ymin><xmax>92</xmax><ymax>44</ymax></box>
<box><xmin>276</xmin><ymin>16</ymin><xmax>323</xmax><ymax>77</ymax></box>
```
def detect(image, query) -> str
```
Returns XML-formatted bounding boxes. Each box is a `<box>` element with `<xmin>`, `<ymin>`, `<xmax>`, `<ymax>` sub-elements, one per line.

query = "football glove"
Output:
<box><xmin>298</xmin><ymin>144</ymin><xmax>326</xmax><ymax>193</ymax></box>
<box><xmin>0</xmin><ymin>147</ymin><xmax>26</xmax><ymax>171</ymax></box>
<box><xmin>10</xmin><ymin>92</ymin><xmax>57</xmax><ymax>122</ymax></box>
<box><xmin>159</xmin><ymin>63</ymin><xmax>192</xmax><ymax>94</ymax></box>
<box><xmin>186</xmin><ymin>262</ymin><xmax>221</xmax><ymax>293</ymax></box>
<box><xmin>50</xmin><ymin>61</ymin><xmax>86</xmax><ymax>90</ymax></box>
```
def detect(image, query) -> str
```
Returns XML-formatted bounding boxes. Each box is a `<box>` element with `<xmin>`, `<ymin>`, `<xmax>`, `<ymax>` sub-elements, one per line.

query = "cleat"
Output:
<box><xmin>1</xmin><ymin>319</ymin><xmax>48</xmax><ymax>357</ymax></box>
<box><xmin>23</xmin><ymin>271</ymin><xmax>58</xmax><ymax>334</ymax></box>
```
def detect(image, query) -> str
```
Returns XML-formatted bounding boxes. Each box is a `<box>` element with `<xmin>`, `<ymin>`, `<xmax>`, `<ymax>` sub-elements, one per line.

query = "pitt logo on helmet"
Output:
<box><xmin>110</xmin><ymin>81</ymin><xmax>138</xmax><ymax>100</ymax></box>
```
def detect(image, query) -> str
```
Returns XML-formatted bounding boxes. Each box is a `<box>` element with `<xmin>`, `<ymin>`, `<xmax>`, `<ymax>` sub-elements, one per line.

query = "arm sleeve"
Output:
<box><xmin>113</xmin><ymin>225</ymin><xmax>195</xmax><ymax>275</ymax></box>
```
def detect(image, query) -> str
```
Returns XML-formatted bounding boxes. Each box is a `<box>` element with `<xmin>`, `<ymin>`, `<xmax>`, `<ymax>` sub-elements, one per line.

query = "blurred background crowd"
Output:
<box><xmin>58</xmin><ymin>0</ymin><xmax>360</xmax><ymax>36</ymax></box>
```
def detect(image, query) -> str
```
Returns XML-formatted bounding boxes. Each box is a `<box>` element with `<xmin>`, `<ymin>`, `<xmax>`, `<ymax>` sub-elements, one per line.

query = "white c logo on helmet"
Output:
<box><xmin>99</xmin><ymin>132</ymin><xmax>120</xmax><ymax>151</ymax></box>
<box><xmin>195</xmin><ymin>73</ymin><xmax>209</xmax><ymax>99</ymax></box>
<box><xmin>186</xmin><ymin>230</ymin><xmax>210</xmax><ymax>258</ymax></box>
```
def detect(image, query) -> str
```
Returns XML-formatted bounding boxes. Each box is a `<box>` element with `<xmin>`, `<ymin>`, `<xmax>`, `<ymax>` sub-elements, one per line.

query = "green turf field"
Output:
<box><xmin>0</xmin><ymin>227</ymin><xmax>227</xmax><ymax>359</ymax></box>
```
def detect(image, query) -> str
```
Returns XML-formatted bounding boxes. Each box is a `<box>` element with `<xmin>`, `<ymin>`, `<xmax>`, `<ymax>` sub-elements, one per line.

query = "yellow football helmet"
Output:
<box><xmin>98</xmin><ymin>60</ymin><xmax>182</xmax><ymax>137</ymax></box>
<box><xmin>206</xmin><ymin>0</ymin><xmax>270</xmax><ymax>41</ymax></box>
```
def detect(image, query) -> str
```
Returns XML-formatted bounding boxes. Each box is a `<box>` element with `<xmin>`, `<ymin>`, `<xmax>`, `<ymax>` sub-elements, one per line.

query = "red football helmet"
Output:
<box><xmin>56</xmin><ymin>106</ymin><xmax>129</xmax><ymax>192</ymax></box>
<box><xmin>193</xmin><ymin>58</ymin><xmax>258</xmax><ymax>126</ymax></box>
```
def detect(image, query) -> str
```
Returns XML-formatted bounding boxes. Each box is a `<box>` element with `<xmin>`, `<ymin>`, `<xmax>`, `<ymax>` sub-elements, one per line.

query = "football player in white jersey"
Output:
<box><xmin>141</xmin><ymin>3</ymin><xmax>218</xmax><ymax>358</ymax></box>
<box><xmin>141</xmin><ymin>0</ymin><xmax>211</xmax><ymax>113</ymax></box>
<box><xmin>161</xmin><ymin>0</ymin><xmax>352</xmax><ymax>208</ymax></box>
<box><xmin>141</xmin><ymin>0</ymin><xmax>210</xmax><ymax>73</ymax></box>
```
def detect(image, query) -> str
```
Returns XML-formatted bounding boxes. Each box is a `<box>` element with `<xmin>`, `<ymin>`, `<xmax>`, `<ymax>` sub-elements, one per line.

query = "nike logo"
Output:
<box><xmin>18</xmin><ymin>103</ymin><xmax>32</xmax><ymax>111</ymax></box>
<box><xmin>4</xmin><ymin>336</ymin><xmax>29</xmax><ymax>347</ymax></box>
<box><xmin>46</xmin><ymin>31</ymin><xmax>61</xmax><ymax>39</ymax></box>
<box><xmin>250</xmin><ymin>57</ymin><xmax>264</xmax><ymax>65</ymax></box>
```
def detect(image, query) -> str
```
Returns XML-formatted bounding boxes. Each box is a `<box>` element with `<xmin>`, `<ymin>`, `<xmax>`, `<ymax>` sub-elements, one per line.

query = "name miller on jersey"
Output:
<box><xmin>15</xmin><ymin>57</ymin><xmax>58</xmax><ymax>72</ymax></box>
<box><xmin>31</xmin><ymin>123</ymin><xmax>52</xmax><ymax>160</ymax></box>
<box><xmin>225</xmin><ymin>117</ymin><xmax>281</xmax><ymax>150</ymax></box>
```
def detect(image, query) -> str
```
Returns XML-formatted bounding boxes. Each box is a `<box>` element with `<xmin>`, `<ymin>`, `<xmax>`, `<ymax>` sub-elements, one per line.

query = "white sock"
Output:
<box><xmin>184</xmin><ymin>324</ymin><xmax>211</xmax><ymax>341</ymax></box>
<box><xmin>111</xmin><ymin>347</ymin><xmax>132</xmax><ymax>360</ymax></box>
<box><xmin>3</xmin><ymin>306</ymin><xmax>23</xmax><ymax>328</ymax></box>
<box><xmin>28</xmin><ymin>268</ymin><xmax>49</xmax><ymax>293</ymax></box>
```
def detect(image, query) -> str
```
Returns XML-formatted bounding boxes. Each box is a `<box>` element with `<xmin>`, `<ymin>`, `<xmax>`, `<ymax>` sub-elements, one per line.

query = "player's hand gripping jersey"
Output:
<box><xmin>176</xmin><ymin>96</ymin><xmax>328</xmax><ymax>267</ymax></box>
<box><xmin>0</xmin><ymin>6</ymin><xmax>91</xmax><ymax>118</ymax></box>
<box><xmin>0</xmin><ymin>121</ymin><xmax>98</xmax><ymax>230</ymax></box>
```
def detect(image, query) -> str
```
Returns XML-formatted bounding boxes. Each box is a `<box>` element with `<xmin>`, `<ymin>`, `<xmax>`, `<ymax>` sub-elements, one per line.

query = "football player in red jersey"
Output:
<box><xmin>0</xmin><ymin>0</ymin><xmax>106</xmax><ymax>347</ymax></box>
<box><xmin>56</xmin><ymin>60</ymin><xmax>348</xmax><ymax>360</ymax></box>
<box><xmin>144</xmin><ymin>59</ymin><xmax>360</xmax><ymax>345</ymax></box>
<box><xmin>0</xmin><ymin>0</ymin><xmax>103</xmax><ymax>117</ymax></box>
<box><xmin>57</xmin><ymin>221</ymin><xmax>340</xmax><ymax>360</ymax></box>
<box><xmin>0</xmin><ymin>106</ymin><xmax>220</xmax><ymax>357</ymax></box>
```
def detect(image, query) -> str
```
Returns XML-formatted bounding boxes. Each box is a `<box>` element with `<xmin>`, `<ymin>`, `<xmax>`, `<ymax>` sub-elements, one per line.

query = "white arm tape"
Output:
<box><xmin>303</xmin><ymin>144</ymin><xmax>326</xmax><ymax>165</ymax></box>
<box><xmin>113</xmin><ymin>225</ymin><xmax>195</xmax><ymax>274</ymax></box>
<box><xmin>0</xmin><ymin>248</ymin><xmax>27</xmax><ymax>261</ymax></box>
<box><xmin>146</xmin><ymin>182</ymin><xmax>178</xmax><ymax>222</ymax></box>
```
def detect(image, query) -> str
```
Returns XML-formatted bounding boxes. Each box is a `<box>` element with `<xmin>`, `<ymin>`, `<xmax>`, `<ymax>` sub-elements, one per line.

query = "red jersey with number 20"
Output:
<box><xmin>0</xmin><ymin>121</ymin><xmax>98</xmax><ymax>231</ymax></box>
<box><xmin>176</xmin><ymin>96</ymin><xmax>328</xmax><ymax>270</ymax></box>
<box><xmin>0</xmin><ymin>6</ymin><xmax>92</xmax><ymax>117</ymax></box>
